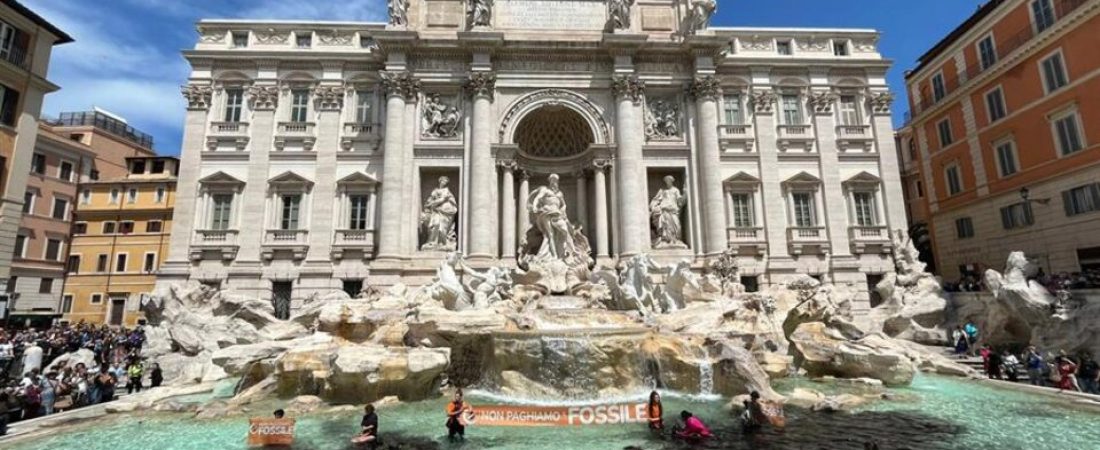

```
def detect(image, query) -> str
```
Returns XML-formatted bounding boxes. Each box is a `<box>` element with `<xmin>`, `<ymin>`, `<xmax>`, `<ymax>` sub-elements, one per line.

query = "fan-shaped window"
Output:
<box><xmin>515</xmin><ymin>106</ymin><xmax>594</xmax><ymax>158</ymax></box>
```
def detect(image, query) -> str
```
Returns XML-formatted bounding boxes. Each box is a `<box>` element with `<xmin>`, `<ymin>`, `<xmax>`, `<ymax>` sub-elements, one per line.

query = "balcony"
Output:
<box><xmin>331</xmin><ymin>229</ymin><xmax>376</xmax><ymax>260</ymax></box>
<box><xmin>262</xmin><ymin>229</ymin><xmax>310</xmax><ymax>260</ymax></box>
<box><xmin>786</xmin><ymin>226</ymin><xmax>830</xmax><ymax>255</ymax></box>
<box><xmin>206</xmin><ymin>122</ymin><xmax>250</xmax><ymax>151</ymax></box>
<box><xmin>848</xmin><ymin>225</ymin><xmax>892</xmax><ymax>254</ymax></box>
<box><xmin>776</xmin><ymin>124</ymin><xmax>815</xmax><ymax>151</ymax></box>
<box><xmin>718</xmin><ymin>124</ymin><xmax>755</xmax><ymax>149</ymax></box>
<box><xmin>727</xmin><ymin>227</ymin><xmax>767</xmax><ymax>255</ymax></box>
<box><xmin>274</xmin><ymin>122</ymin><xmax>317</xmax><ymax>151</ymax></box>
<box><xmin>0</xmin><ymin>45</ymin><xmax>28</xmax><ymax>70</ymax></box>
<box><xmin>835</xmin><ymin>125</ymin><xmax>874</xmax><ymax>152</ymax></box>
<box><xmin>341</xmin><ymin>122</ymin><xmax>382</xmax><ymax>151</ymax></box>
<box><xmin>189</xmin><ymin>229</ymin><xmax>239</xmax><ymax>261</ymax></box>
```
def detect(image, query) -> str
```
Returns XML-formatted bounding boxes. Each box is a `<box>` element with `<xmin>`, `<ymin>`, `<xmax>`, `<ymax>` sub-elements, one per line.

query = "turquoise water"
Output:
<box><xmin>9</xmin><ymin>375</ymin><xmax>1100</xmax><ymax>450</ymax></box>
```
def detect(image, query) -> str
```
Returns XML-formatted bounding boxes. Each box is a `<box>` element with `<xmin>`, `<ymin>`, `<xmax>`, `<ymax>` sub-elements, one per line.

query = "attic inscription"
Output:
<box><xmin>497</xmin><ymin>0</ymin><xmax>607</xmax><ymax>30</ymax></box>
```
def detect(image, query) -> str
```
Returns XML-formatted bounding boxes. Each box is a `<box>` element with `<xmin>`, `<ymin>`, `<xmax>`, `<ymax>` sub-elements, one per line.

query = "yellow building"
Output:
<box><xmin>62</xmin><ymin>156</ymin><xmax>178</xmax><ymax>326</ymax></box>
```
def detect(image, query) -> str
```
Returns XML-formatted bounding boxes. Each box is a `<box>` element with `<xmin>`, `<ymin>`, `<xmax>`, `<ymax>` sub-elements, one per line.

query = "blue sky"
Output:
<box><xmin>24</xmin><ymin>0</ymin><xmax>985</xmax><ymax>155</ymax></box>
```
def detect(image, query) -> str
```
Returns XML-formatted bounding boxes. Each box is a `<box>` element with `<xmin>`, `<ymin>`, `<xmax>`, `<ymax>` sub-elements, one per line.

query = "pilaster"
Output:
<box><xmin>611</xmin><ymin>73</ymin><xmax>649</xmax><ymax>258</ymax></box>
<box><xmin>465</xmin><ymin>71</ymin><xmax>498</xmax><ymax>260</ymax></box>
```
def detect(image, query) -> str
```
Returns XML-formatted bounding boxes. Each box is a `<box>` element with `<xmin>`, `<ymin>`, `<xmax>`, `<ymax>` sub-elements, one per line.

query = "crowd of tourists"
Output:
<box><xmin>0</xmin><ymin>322</ymin><xmax>162</xmax><ymax>435</ymax></box>
<box><xmin>978</xmin><ymin>345</ymin><xmax>1100</xmax><ymax>395</ymax></box>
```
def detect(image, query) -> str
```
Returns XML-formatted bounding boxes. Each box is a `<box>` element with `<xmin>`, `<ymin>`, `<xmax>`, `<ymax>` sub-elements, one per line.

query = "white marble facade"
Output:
<box><xmin>159</xmin><ymin>0</ymin><xmax>907</xmax><ymax>316</ymax></box>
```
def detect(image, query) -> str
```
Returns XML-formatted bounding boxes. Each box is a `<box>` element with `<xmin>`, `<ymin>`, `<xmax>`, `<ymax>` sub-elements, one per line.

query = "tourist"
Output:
<box><xmin>646</xmin><ymin>390</ymin><xmax>663</xmax><ymax>431</ymax></box>
<box><xmin>979</xmin><ymin>345</ymin><xmax>992</xmax><ymax>375</ymax></box>
<box><xmin>126</xmin><ymin>360</ymin><xmax>144</xmax><ymax>394</ymax></box>
<box><xmin>964</xmin><ymin>322</ymin><xmax>979</xmax><ymax>349</ymax></box>
<box><xmin>1025</xmin><ymin>347</ymin><xmax>1045</xmax><ymax>386</ymax></box>
<box><xmin>354</xmin><ymin>404</ymin><xmax>378</xmax><ymax>446</ymax></box>
<box><xmin>0</xmin><ymin>337</ymin><xmax>13</xmax><ymax>377</ymax></box>
<box><xmin>674</xmin><ymin>410</ymin><xmax>712</xmax><ymax>441</ymax></box>
<box><xmin>274</xmin><ymin>409</ymin><xmax>286</xmax><ymax>419</ymax></box>
<box><xmin>1055</xmin><ymin>352</ymin><xmax>1081</xmax><ymax>392</ymax></box>
<box><xmin>149</xmin><ymin>363</ymin><xmax>163</xmax><ymax>388</ymax></box>
<box><xmin>94</xmin><ymin>365</ymin><xmax>117</xmax><ymax>404</ymax></box>
<box><xmin>445</xmin><ymin>389</ymin><xmax>472</xmax><ymax>441</ymax></box>
<box><xmin>952</xmin><ymin>326</ymin><xmax>969</xmax><ymax>357</ymax></box>
<box><xmin>21</xmin><ymin>374</ymin><xmax>41</xmax><ymax>420</ymax></box>
<box><xmin>39</xmin><ymin>372</ymin><xmax>59</xmax><ymax>415</ymax></box>
<box><xmin>21</xmin><ymin>342</ymin><xmax>43</xmax><ymax>377</ymax></box>
<box><xmin>1002</xmin><ymin>351</ymin><xmax>1020</xmax><ymax>382</ymax></box>
<box><xmin>0</xmin><ymin>391</ymin><xmax>9</xmax><ymax>436</ymax></box>
<box><xmin>986</xmin><ymin>348</ymin><xmax>1003</xmax><ymax>380</ymax></box>
<box><xmin>1078</xmin><ymin>354</ymin><xmax>1100</xmax><ymax>395</ymax></box>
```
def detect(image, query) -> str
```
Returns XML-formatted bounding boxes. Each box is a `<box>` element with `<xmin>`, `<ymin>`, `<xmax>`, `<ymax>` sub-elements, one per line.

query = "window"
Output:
<box><xmin>81</xmin><ymin>189</ymin><xmax>91</xmax><ymax>205</ymax></box>
<box><xmin>931</xmin><ymin>73</ymin><xmax>946</xmax><ymax>102</ymax></box>
<box><xmin>90</xmin><ymin>169</ymin><xmax>99</xmax><ymax>181</ymax></box>
<box><xmin>1062</xmin><ymin>183</ymin><xmax>1100</xmax><ymax>216</ymax></box>
<box><xmin>781</xmin><ymin>94</ymin><xmax>802</xmax><ymax>125</ymax></box>
<box><xmin>290</xmin><ymin>90</ymin><xmax>309</xmax><ymax>123</ymax></box>
<box><xmin>13</xmin><ymin>234</ymin><xmax>25</xmax><ymax>258</ymax></box>
<box><xmin>349</xmin><ymin>195</ymin><xmax>369</xmax><ymax>230</ymax></box>
<box><xmin>913</xmin><ymin>181</ymin><xmax>924</xmax><ymax>198</ymax></box>
<box><xmin>852</xmin><ymin>192</ymin><xmax>877</xmax><ymax>227</ymax></box>
<box><xmin>985</xmin><ymin>87</ymin><xmax>1007</xmax><ymax>122</ymax></box>
<box><xmin>838</xmin><ymin>95</ymin><xmax>861</xmax><ymax>126</ymax></box>
<box><xmin>131</xmin><ymin>159</ymin><xmax>146</xmax><ymax>175</ymax></box>
<box><xmin>91</xmin><ymin>293</ymin><xmax>103</xmax><ymax>304</ymax></box>
<box><xmin>1001</xmin><ymin>202</ymin><xmax>1034</xmax><ymax>229</ymax></box>
<box><xmin>955</xmin><ymin>217</ymin><xmax>975</xmax><ymax>239</ymax></box>
<box><xmin>39</xmin><ymin>278</ymin><xmax>53</xmax><ymax>294</ymax></box>
<box><xmin>61</xmin><ymin>294</ymin><xmax>73</xmax><ymax>314</ymax></box>
<box><xmin>777</xmin><ymin>40</ymin><xmax>792</xmax><ymax>55</ymax></box>
<box><xmin>51</xmin><ymin>198</ymin><xmax>68</xmax><ymax>220</ymax></box>
<box><xmin>66</xmin><ymin>255</ymin><xmax>80</xmax><ymax>273</ymax></box>
<box><xmin>731</xmin><ymin>193</ymin><xmax>754</xmax><ymax>228</ymax></box>
<box><xmin>723</xmin><ymin>95</ymin><xmax>743</xmax><ymax>125</ymax></box>
<box><xmin>1032</xmin><ymin>0</ymin><xmax>1056</xmax><ymax>32</ymax></box>
<box><xmin>832</xmin><ymin>41</ymin><xmax>849</xmax><ymax>56</ymax></box>
<box><xmin>119</xmin><ymin>221</ymin><xmax>135</xmax><ymax>234</ymax></box>
<box><xmin>155</xmin><ymin>186</ymin><xmax>166</xmax><ymax>203</ymax></box>
<box><xmin>146</xmin><ymin>220</ymin><xmax>163</xmax><ymax>233</ymax></box>
<box><xmin>1051</xmin><ymin>109</ymin><xmax>1084</xmax><ymax>156</ymax></box>
<box><xmin>73</xmin><ymin>222</ymin><xmax>88</xmax><ymax>234</ymax></box>
<box><xmin>280</xmin><ymin>194</ymin><xmax>302</xmax><ymax>230</ymax></box>
<box><xmin>342</xmin><ymin>279</ymin><xmax>363</xmax><ymax>298</ymax></box>
<box><xmin>977</xmin><ymin>35</ymin><xmax>997</xmax><ymax>70</ymax></box>
<box><xmin>59</xmin><ymin>161</ymin><xmax>73</xmax><ymax>181</ymax></box>
<box><xmin>224</xmin><ymin>88</ymin><xmax>244</xmax><ymax>123</ymax></box>
<box><xmin>22</xmin><ymin>191</ymin><xmax>33</xmax><ymax>214</ymax></box>
<box><xmin>126</xmin><ymin>188</ymin><xmax>138</xmax><ymax>203</ymax></box>
<box><xmin>143</xmin><ymin>253</ymin><xmax>156</xmax><ymax>273</ymax></box>
<box><xmin>995</xmin><ymin>140</ymin><xmax>1018</xmax><ymax>177</ymax></box>
<box><xmin>44</xmin><ymin>238</ymin><xmax>61</xmax><ymax>261</ymax></box>
<box><xmin>937</xmin><ymin>119</ymin><xmax>953</xmax><ymax>147</ymax></box>
<box><xmin>296</xmin><ymin>32</ymin><xmax>312</xmax><ymax>48</ymax></box>
<box><xmin>945</xmin><ymin>165</ymin><xmax>963</xmax><ymax>196</ymax></box>
<box><xmin>791</xmin><ymin>193</ymin><xmax>816</xmax><ymax>227</ymax></box>
<box><xmin>102</xmin><ymin>221</ymin><xmax>117</xmax><ymax>234</ymax></box>
<box><xmin>1040</xmin><ymin>51</ymin><xmax>1068</xmax><ymax>93</ymax></box>
<box><xmin>354</xmin><ymin>90</ymin><xmax>372</xmax><ymax>124</ymax></box>
<box><xmin>110</xmin><ymin>188</ymin><xmax>120</xmax><ymax>204</ymax></box>
<box><xmin>231</xmin><ymin>31</ymin><xmax>248</xmax><ymax>48</ymax></box>
<box><xmin>211</xmin><ymin>194</ymin><xmax>234</xmax><ymax>230</ymax></box>
<box><xmin>115</xmin><ymin>253</ymin><xmax>128</xmax><ymax>272</ymax></box>
<box><xmin>151</xmin><ymin>159</ymin><xmax>166</xmax><ymax>174</ymax></box>
<box><xmin>96</xmin><ymin>254</ymin><xmax>108</xmax><ymax>272</ymax></box>
<box><xmin>0</xmin><ymin>82</ymin><xmax>20</xmax><ymax>126</ymax></box>
<box><xmin>31</xmin><ymin>153</ymin><xmax>45</xmax><ymax>174</ymax></box>
<box><xmin>741</xmin><ymin>276</ymin><xmax>759</xmax><ymax>293</ymax></box>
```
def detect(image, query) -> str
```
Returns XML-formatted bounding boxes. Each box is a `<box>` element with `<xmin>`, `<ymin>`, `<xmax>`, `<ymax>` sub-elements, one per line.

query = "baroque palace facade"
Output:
<box><xmin>160</xmin><ymin>0</ymin><xmax>906</xmax><ymax>316</ymax></box>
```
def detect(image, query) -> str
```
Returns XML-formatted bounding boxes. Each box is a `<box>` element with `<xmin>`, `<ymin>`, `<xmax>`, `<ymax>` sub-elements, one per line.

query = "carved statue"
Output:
<box><xmin>644</xmin><ymin>99</ymin><xmax>680</xmax><ymax>139</ymax></box>
<box><xmin>649</xmin><ymin>175</ymin><xmax>688</xmax><ymax>249</ymax></box>
<box><xmin>417</xmin><ymin>252</ymin><xmax>471</xmax><ymax>310</ymax></box>
<box><xmin>525</xmin><ymin>174</ymin><xmax>580</xmax><ymax>262</ymax></box>
<box><xmin>419</xmin><ymin>176</ymin><xmax>459</xmax><ymax>251</ymax></box>
<box><xmin>422</xmin><ymin>94</ymin><xmax>462</xmax><ymax>138</ymax></box>
<box><xmin>608</xmin><ymin>0</ymin><xmax>635</xmax><ymax>30</ymax></box>
<box><xmin>516</xmin><ymin>174</ymin><xmax>594</xmax><ymax>294</ymax></box>
<box><xmin>463</xmin><ymin>263</ymin><xmax>514</xmax><ymax>309</ymax></box>
<box><xmin>618</xmin><ymin>254</ymin><xmax>677</xmax><ymax>316</ymax></box>
<box><xmin>687</xmin><ymin>0</ymin><xmax>717</xmax><ymax>33</ymax></box>
<box><xmin>468</xmin><ymin>0</ymin><xmax>493</xmax><ymax>28</ymax></box>
<box><xmin>388</xmin><ymin>0</ymin><xmax>409</xmax><ymax>27</ymax></box>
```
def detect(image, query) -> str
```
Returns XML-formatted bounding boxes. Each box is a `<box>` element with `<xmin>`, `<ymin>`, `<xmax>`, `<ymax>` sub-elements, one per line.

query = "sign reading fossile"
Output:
<box><xmin>247</xmin><ymin>418</ymin><xmax>296</xmax><ymax>446</ymax></box>
<box><xmin>496</xmin><ymin>0</ymin><xmax>607</xmax><ymax>31</ymax></box>
<box><xmin>469</xmin><ymin>403</ymin><xmax>650</xmax><ymax>427</ymax></box>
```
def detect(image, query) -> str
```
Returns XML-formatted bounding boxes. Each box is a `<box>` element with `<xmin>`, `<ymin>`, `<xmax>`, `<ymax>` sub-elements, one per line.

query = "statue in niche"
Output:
<box><xmin>468</xmin><ymin>0</ymin><xmax>493</xmax><ymax>28</ymax></box>
<box><xmin>422</xmin><ymin>94</ymin><xmax>462</xmax><ymax>138</ymax></box>
<box><xmin>388</xmin><ymin>0</ymin><xmax>409</xmax><ymax>27</ymax></box>
<box><xmin>649</xmin><ymin>175</ymin><xmax>688</xmax><ymax>249</ymax></box>
<box><xmin>687</xmin><ymin>0</ymin><xmax>717</xmax><ymax>33</ymax></box>
<box><xmin>608</xmin><ymin>0</ymin><xmax>634</xmax><ymax>30</ymax></box>
<box><xmin>516</xmin><ymin>174</ymin><xmax>594</xmax><ymax>294</ymax></box>
<box><xmin>645</xmin><ymin>99</ymin><xmax>681</xmax><ymax>139</ymax></box>
<box><xmin>420</xmin><ymin>176</ymin><xmax>459</xmax><ymax>251</ymax></box>
<box><xmin>525</xmin><ymin>174</ymin><xmax>579</xmax><ymax>261</ymax></box>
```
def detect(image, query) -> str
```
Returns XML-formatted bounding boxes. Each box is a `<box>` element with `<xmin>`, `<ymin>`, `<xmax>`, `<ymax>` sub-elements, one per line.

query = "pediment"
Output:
<box><xmin>268</xmin><ymin>171</ymin><xmax>314</xmax><ymax>187</ymax></box>
<box><xmin>843</xmin><ymin>171</ymin><xmax>882</xmax><ymax>186</ymax></box>
<box><xmin>197</xmin><ymin>171</ymin><xmax>245</xmax><ymax>185</ymax></box>
<box><xmin>782</xmin><ymin>171</ymin><xmax>821</xmax><ymax>185</ymax></box>
<box><xmin>336</xmin><ymin>171</ymin><xmax>380</xmax><ymax>186</ymax></box>
<box><xmin>723</xmin><ymin>172</ymin><xmax>761</xmax><ymax>190</ymax></box>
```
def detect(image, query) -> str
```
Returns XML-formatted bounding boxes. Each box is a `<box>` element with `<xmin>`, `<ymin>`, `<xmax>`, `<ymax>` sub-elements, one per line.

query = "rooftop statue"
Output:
<box><xmin>687</xmin><ymin>0</ymin><xmax>717</xmax><ymax>33</ymax></box>
<box><xmin>608</xmin><ymin>0</ymin><xmax>635</xmax><ymax>30</ymax></box>
<box><xmin>468</xmin><ymin>0</ymin><xmax>493</xmax><ymax>28</ymax></box>
<box><xmin>388</xmin><ymin>0</ymin><xmax>409</xmax><ymax>27</ymax></box>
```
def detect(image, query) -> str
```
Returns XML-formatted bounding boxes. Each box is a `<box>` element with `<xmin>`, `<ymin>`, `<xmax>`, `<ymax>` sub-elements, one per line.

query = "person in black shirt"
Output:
<box><xmin>149</xmin><ymin>363</ymin><xmax>163</xmax><ymax>388</ymax></box>
<box><xmin>1078</xmin><ymin>354</ymin><xmax>1100</xmax><ymax>395</ymax></box>
<box><xmin>352</xmin><ymin>404</ymin><xmax>378</xmax><ymax>447</ymax></box>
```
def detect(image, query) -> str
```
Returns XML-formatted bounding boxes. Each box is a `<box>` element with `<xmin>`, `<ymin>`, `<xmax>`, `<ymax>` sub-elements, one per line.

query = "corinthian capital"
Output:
<box><xmin>181</xmin><ymin>84</ymin><xmax>213</xmax><ymax>110</ymax></box>
<box><xmin>689</xmin><ymin>75</ymin><xmax>722</xmax><ymax>101</ymax></box>
<box><xmin>465</xmin><ymin>72</ymin><xmax>497</xmax><ymax>99</ymax></box>
<box><xmin>312</xmin><ymin>84</ymin><xmax>346</xmax><ymax>111</ymax></box>
<box><xmin>867</xmin><ymin>91</ymin><xmax>895</xmax><ymax>115</ymax></box>
<box><xmin>611</xmin><ymin>74</ymin><xmax>645</xmax><ymax>105</ymax></box>
<box><xmin>247</xmin><ymin>85</ymin><xmax>280</xmax><ymax>111</ymax></box>
<box><xmin>379</xmin><ymin>70</ymin><xmax>421</xmax><ymax>101</ymax></box>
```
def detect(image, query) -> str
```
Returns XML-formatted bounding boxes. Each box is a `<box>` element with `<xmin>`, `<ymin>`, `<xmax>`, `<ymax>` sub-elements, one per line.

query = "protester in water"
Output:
<box><xmin>740</xmin><ymin>391</ymin><xmax>769</xmax><ymax>432</ymax></box>
<box><xmin>354</xmin><ymin>404</ymin><xmax>378</xmax><ymax>446</ymax></box>
<box><xmin>646</xmin><ymin>390</ymin><xmax>664</xmax><ymax>431</ymax></box>
<box><xmin>274</xmin><ymin>409</ymin><xmax>286</xmax><ymax>419</ymax></box>
<box><xmin>445</xmin><ymin>389</ymin><xmax>472</xmax><ymax>441</ymax></box>
<box><xmin>674</xmin><ymin>410</ymin><xmax>712</xmax><ymax>441</ymax></box>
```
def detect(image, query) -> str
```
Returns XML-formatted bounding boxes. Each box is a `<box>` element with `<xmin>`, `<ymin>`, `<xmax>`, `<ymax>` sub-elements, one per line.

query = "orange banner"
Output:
<box><xmin>469</xmin><ymin>403</ymin><xmax>651</xmax><ymax>427</ymax></box>
<box><xmin>247</xmin><ymin>418</ymin><xmax>296</xmax><ymax>446</ymax></box>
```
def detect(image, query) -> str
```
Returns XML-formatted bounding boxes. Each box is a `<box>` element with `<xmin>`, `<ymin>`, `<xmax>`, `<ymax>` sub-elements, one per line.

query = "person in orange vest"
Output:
<box><xmin>646</xmin><ymin>391</ymin><xmax>664</xmax><ymax>431</ymax></box>
<box><xmin>445</xmin><ymin>389</ymin><xmax>473</xmax><ymax>441</ymax></box>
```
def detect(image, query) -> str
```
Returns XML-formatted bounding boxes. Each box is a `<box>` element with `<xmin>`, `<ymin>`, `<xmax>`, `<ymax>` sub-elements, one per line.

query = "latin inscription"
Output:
<box><xmin>497</xmin><ymin>0</ymin><xmax>607</xmax><ymax>30</ymax></box>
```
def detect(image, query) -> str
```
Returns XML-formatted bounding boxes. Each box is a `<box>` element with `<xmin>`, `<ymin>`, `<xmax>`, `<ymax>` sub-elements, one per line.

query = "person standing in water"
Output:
<box><xmin>646</xmin><ymin>391</ymin><xmax>664</xmax><ymax>431</ymax></box>
<box><xmin>445</xmin><ymin>389</ymin><xmax>473</xmax><ymax>441</ymax></box>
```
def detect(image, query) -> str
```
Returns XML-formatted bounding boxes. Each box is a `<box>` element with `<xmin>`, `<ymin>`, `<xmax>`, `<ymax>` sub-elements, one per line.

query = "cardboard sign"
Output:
<box><xmin>470</xmin><ymin>403</ymin><xmax>650</xmax><ymax>427</ymax></box>
<box><xmin>247</xmin><ymin>418</ymin><xmax>296</xmax><ymax>446</ymax></box>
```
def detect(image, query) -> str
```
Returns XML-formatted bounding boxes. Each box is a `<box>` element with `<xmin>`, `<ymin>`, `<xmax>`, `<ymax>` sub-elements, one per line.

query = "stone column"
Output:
<box><xmin>499</xmin><ymin>160</ymin><xmax>517</xmax><ymax>258</ymax></box>
<box><xmin>611</xmin><ymin>74</ymin><xmax>649</xmax><ymax>257</ymax></box>
<box><xmin>574</xmin><ymin>170</ymin><xmax>588</xmax><ymax>231</ymax></box>
<box><xmin>690</xmin><ymin>75</ymin><xmax>727</xmax><ymax>256</ymax></box>
<box><xmin>465</xmin><ymin>72</ymin><xmax>498</xmax><ymax>260</ymax></box>
<box><xmin>163</xmin><ymin>84</ymin><xmax>213</xmax><ymax>271</ymax></box>
<box><xmin>376</xmin><ymin>71</ymin><xmax>419</xmax><ymax>260</ymax></box>
<box><xmin>593</xmin><ymin>159</ymin><xmax>611</xmax><ymax>259</ymax></box>
<box><xmin>517</xmin><ymin>170</ymin><xmax>530</xmax><ymax>245</ymax></box>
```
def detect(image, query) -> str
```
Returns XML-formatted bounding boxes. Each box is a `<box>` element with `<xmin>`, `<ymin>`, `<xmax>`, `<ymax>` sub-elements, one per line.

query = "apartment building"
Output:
<box><xmin>898</xmin><ymin>0</ymin><xmax>1100</xmax><ymax>281</ymax></box>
